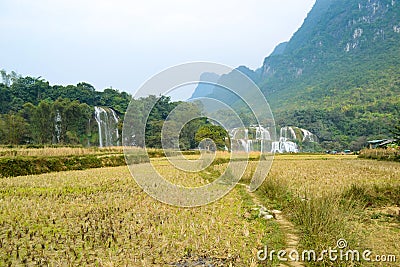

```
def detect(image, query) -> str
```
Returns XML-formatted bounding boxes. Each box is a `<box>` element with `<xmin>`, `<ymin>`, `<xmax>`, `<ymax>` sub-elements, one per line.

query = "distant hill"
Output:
<box><xmin>189</xmin><ymin>72</ymin><xmax>220</xmax><ymax>99</ymax></box>
<box><xmin>190</xmin><ymin>0</ymin><xmax>400</xmax><ymax>150</ymax></box>
<box><xmin>269</xmin><ymin>42</ymin><xmax>288</xmax><ymax>56</ymax></box>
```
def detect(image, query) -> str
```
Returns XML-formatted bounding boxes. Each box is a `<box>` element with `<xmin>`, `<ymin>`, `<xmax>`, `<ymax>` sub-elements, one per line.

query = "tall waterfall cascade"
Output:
<box><xmin>230</xmin><ymin>125</ymin><xmax>272</xmax><ymax>153</ymax></box>
<box><xmin>271</xmin><ymin>126</ymin><xmax>319</xmax><ymax>153</ymax></box>
<box><xmin>94</xmin><ymin>106</ymin><xmax>120</xmax><ymax>147</ymax></box>
<box><xmin>54</xmin><ymin>110</ymin><xmax>62</xmax><ymax>143</ymax></box>
<box><xmin>230</xmin><ymin>125</ymin><xmax>318</xmax><ymax>153</ymax></box>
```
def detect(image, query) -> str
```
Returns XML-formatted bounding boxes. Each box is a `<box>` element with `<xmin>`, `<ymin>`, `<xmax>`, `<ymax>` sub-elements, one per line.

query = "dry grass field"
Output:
<box><xmin>0</xmin><ymin>152</ymin><xmax>399</xmax><ymax>266</ymax></box>
<box><xmin>254</xmin><ymin>154</ymin><xmax>400</xmax><ymax>266</ymax></box>
<box><xmin>0</xmin><ymin>162</ymin><xmax>282</xmax><ymax>266</ymax></box>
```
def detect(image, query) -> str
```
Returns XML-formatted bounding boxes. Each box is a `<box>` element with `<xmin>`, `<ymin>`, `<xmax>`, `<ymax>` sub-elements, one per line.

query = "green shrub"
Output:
<box><xmin>0</xmin><ymin>155</ymin><xmax>129</xmax><ymax>178</ymax></box>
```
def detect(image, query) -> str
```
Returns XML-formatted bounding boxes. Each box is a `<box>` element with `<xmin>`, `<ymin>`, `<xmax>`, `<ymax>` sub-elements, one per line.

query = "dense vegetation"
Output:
<box><xmin>0</xmin><ymin>155</ymin><xmax>127</xmax><ymax>178</ymax></box>
<box><xmin>190</xmin><ymin>0</ymin><xmax>400</xmax><ymax>151</ymax></box>
<box><xmin>0</xmin><ymin>72</ymin><xmax>221</xmax><ymax>149</ymax></box>
<box><xmin>3</xmin><ymin>2</ymin><xmax>400</xmax><ymax>151</ymax></box>
<box><xmin>259</xmin><ymin>0</ymin><xmax>400</xmax><ymax>150</ymax></box>
<box><xmin>0</xmin><ymin>71</ymin><xmax>131</xmax><ymax>146</ymax></box>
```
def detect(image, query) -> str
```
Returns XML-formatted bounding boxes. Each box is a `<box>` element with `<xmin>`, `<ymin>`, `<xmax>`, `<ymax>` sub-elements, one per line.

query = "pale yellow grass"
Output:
<box><xmin>0</xmin><ymin>165</ymin><xmax>270</xmax><ymax>266</ymax></box>
<box><xmin>1</xmin><ymin>153</ymin><xmax>398</xmax><ymax>266</ymax></box>
<box><xmin>257</xmin><ymin>155</ymin><xmax>400</xmax><ymax>266</ymax></box>
<box><xmin>269</xmin><ymin>155</ymin><xmax>400</xmax><ymax>197</ymax></box>
<box><xmin>150</xmin><ymin>157</ymin><xmax>211</xmax><ymax>187</ymax></box>
<box><xmin>357</xmin><ymin>210</ymin><xmax>400</xmax><ymax>266</ymax></box>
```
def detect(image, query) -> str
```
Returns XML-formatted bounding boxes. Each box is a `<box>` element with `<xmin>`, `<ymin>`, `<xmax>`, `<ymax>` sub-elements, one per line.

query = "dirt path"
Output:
<box><xmin>274</xmin><ymin>215</ymin><xmax>303</xmax><ymax>267</ymax></box>
<box><xmin>237</xmin><ymin>183</ymin><xmax>304</xmax><ymax>267</ymax></box>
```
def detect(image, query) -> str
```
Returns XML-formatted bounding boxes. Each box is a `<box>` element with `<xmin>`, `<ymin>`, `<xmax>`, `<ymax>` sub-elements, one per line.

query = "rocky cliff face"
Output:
<box><xmin>260</xmin><ymin>0</ymin><xmax>400</xmax><ymax>102</ymax></box>
<box><xmin>190</xmin><ymin>0</ymin><xmax>400</xmax><ymax>149</ymax></box>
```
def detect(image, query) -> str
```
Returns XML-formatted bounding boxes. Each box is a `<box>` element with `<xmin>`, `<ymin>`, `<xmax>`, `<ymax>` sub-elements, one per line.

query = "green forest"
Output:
<box><xmin>260</xmin><ymin>49</ymin><xmax>400</xmax><ymax>151</ymax></box>
<box><xmin>0</xmin><ymin>70</ymin><xmax>129</xmax><ymax>146</ymax></box>
<box><xmin>1</xmin><ymin>69</ymin><xmax>398</xmax><ymax>151</ymax></box>
<box><xmin>256</xmin><ymin>0</ymin><xmax>400</xmax><ymax>151</ymax></box>
<box><xmin>2</xmin><ymin>0</ymin><xmax>400</xmax><ymax>151</ymax></box>
<box><xmin>192</xmin><ymin>0</ymin><xmax>400</xmax><ymax>151</ymax></box>
<box><xmin>0</xmin><ymin>70</ymin><xmax>227</xmax><ymax>149</ymax></box>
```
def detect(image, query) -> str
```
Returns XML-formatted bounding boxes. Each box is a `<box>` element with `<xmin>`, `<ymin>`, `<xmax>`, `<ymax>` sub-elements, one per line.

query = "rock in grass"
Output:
<box><xmin>263</xmin><ymin>214</ymin><xmax>274</xmax><ymax>220</ymax></box>
<box><xmin>258</xmin><ymin>205</ymin><xmax>275</xmax><ymax>220</ymax></box>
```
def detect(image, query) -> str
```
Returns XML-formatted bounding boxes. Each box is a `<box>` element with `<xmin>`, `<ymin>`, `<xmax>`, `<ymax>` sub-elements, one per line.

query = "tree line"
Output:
<box><xmin>0</xmin><ymin>70</ymin><xmax>130</xmax><ymax>146</ymax></box>
<box><xmin>0</xmin><ymin>71</ymin><xmax>228</xmax><ymax>148</ymax></box>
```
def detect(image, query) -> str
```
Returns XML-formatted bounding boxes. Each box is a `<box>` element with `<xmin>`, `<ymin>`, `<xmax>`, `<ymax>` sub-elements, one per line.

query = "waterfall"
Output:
<box><xmin>276</xmin><ymin>126</ymin><xmax>299</xmax><ymax>153</ymax></box>
<box><xmin>281</xmin><ymin>140</ymin><xmax>298</xmax><ymax>153</ymax></box>
<box><xmin>94</xmin><ymin>107</ymin><xmax>104</xmax><ymax>147</ymax></box>
<box><xmin>54</xmin><ymin>110</ymin><xmax>62</xmax><ymax>143</ymax></box>
<box><xmin>110</xmin><ymin>108</ymin><xmax>120</xmax><ymax>146</ymax></box>
<box><xmin>230</xmin><ymin>125</ymin><xmax>272</xmax><ymax>152</ymax></box>
<box><xmin>271</xmin><ymin>140</ymin><xmax>298</xmax><ymax>153</ymax></box>
<box><xmin>247</xmin><ymin>139</ymin><xmax>253</xmax><ymax>152</ymax></box>
<box><xmin>256</xmin><ymin>125</ymin><xmax>271</xmax><ymax>140</ymax></box>
<box><xmin>94</xmin><ymin>106</ymin><xmax>120</xmax><ymax>147</ymax></box>
<box><xmin>271</xmin><ymin>141</ymin><xmax>280</xmax><ymax>153</ymax></box>
<box><xmin>300</xmin><ymin>128</ymin><xmax>318</xmax><ymax>142</ymax></box>
<box><xmin>271</xmin><ymin>126</ymin><xmax>318</xmax><ymax>153</ymax></box>
<box><xmin>230</xmin><ymin>125</ymin><xmax>317</xmax><ymax>153</ymax></box>
<box><xmin>239</xmin><ymin>139</ymin><xmax>247</xmax><ymax>152</ymax></box>
<box><xmin>280</xmin><ymin>126</ymin><xmax>297</xmax><ymax>141</ymax></box>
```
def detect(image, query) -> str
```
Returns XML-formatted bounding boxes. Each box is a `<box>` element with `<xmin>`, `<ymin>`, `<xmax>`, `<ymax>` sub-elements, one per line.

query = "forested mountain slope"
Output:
<box><xmin>191</xmin><ymin>0</ymin><xmax>400</xmax><ymax>150</ymax></box>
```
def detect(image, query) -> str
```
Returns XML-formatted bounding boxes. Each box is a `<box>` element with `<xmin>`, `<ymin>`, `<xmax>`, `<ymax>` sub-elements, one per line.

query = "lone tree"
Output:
<box><xmin>195</xmin><ymin>125</ymin><xmax>228</xmax><ymax>151</ymax></box>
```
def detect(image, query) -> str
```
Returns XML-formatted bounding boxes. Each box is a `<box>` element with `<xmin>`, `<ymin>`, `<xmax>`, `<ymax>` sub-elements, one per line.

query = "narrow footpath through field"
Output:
<box><xmin>238</xmin><ymin>183</ymin><xmax>304</xmax><ymax>267</ymax></box>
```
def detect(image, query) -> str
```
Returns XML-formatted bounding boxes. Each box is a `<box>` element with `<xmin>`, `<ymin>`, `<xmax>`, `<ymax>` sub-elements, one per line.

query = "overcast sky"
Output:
<box><xmin>0</xmin><ymin>0</ymin><xmax>315</xmax><ymax>94</ymax></box>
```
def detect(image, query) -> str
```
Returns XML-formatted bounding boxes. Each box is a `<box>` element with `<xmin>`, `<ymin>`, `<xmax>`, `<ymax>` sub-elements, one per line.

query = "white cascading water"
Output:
<box><xmin>230</xmin><ymin>125</ymin><xmax>272</xmax><ymax>153</ymax></box>
<box><xmin>271</xmin><ymin>126</ymin><xmax>318</xmax><ymax>153</ymax></box>
<box><xmin>94</xmin><ymin>107</ymin><xmax>104</xmax><ymax>147</ymax></box>
<box><xmin>300</xmin><ymin>128</ymin><xmax>318</xmax><ymax>142</ymax></box>
<box><xmin>255</xmin><ymin>125</ymin><xmax>271</xmax><ymax>140</ymax></box>
<box><xmin>271</xmin><ymin>141</ymin><xmax>280</xmax><ymax>152</ymax></box>
<box><xmin>247</xmin><ymin>140</ymin><xmax>253</xmax><ymax>152</ymax></box>
<box><xmin>281</xmin><ymin>126</ymin><xmax>297</xmax><ymax>141</ymax></box>
<box><xmin>54</xmin><ymin>110</ymin><xmax>62</xmax><ymax>143</ymax></box>
<box><xmin>231</xmin><ymin>126</ymin><xmax>318</xmax><ymax>153</ymax></box>
<box><xmin>94</xmin><ymin>106</ymin><xmax>120</xmax><ymax>147</ymax></box>
<box><xmin>273</xmin><ymin>126</ymin><xmax>299</xmax><ymax>153</ymax></box>
<box><xmin>110</xmin><ymin>108</ymin><xmax>120</xmax><ymax>146</ymax></box>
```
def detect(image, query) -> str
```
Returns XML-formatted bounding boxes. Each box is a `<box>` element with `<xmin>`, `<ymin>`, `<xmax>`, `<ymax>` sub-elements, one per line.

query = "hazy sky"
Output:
<box><xmin>0</xmin><ymin>0</ymin><xmax>315</xmax><ymax>94</ymax></box>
